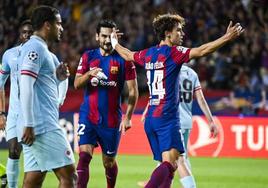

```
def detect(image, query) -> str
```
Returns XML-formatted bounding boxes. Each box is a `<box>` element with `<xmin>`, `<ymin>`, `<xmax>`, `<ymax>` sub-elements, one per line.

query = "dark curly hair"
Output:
<box><xmin>153</xmin><ymin>13</ymin><xmax>185</xmax><ymax>41</ymax></box>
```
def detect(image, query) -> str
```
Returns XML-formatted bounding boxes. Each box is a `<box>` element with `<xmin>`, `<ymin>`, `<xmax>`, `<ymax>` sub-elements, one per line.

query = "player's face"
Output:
<box><xmin>96</xmin><ymin>27</ymin><xmax>113</xmax><ymax>53</ymax></box>
<box><xmin>49</xmin><ymin>14</ymin><xmax>63</xmax><ymax>42</ymax></box>
<box><xmin>169</xmin><ymin>23</ymin><xmax>184</xmax><ymax>46</ymax></box>
<box><xmin>19</xmin><ymin>24</ymin><xmax>33</xmax><ymax>43</ymax></box>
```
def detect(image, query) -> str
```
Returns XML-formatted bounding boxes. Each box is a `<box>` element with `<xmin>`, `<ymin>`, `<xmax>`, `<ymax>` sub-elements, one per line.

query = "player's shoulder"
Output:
<box><xmin>81</xmin><ymin>48</ymin><xmax>99</xmax><ymax>59</ymax></box>
<box><xmin>2</xmin><ymin>45</ymin><xmax>20</xmax><ymax>58</ymax></box>
<box><xmin>181</xmin><ymin>65</ymin><xmax>197</xmax><ymax>76</ymax></box>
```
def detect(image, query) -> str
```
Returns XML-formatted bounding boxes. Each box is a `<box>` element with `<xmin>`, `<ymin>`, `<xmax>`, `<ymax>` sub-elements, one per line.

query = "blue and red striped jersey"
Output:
<box><xmin>76</xmin><ymin>48</ymin><xmax>136</xmax><ymax>128</ymax></box>
<box><xmin>134</xmin><ymin>45</ymin><xmax>191</xmax><ymax>118</ymax></box>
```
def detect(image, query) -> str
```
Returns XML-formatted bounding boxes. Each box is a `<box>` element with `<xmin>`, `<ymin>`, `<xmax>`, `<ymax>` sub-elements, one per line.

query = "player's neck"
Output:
<box><xmin>159</xmin><ymin>40</ymin><xmax>172</xmax><ymax>47</ymax></box>
<box><xmin>99</xmin><ymin>48</ymin><xmax>112</xmax><ymax>56</ymax></box>
<box><xmin>34</xmin><ymin>31</ymin><xmax>48</xmax><ymax>44</ymax></box>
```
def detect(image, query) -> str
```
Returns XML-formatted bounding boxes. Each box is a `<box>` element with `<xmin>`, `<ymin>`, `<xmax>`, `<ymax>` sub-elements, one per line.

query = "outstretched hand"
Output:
<box><xmin>225</xmin><ymin>21</ymin><xmax>244</xmax><ymax>41</ymax></box>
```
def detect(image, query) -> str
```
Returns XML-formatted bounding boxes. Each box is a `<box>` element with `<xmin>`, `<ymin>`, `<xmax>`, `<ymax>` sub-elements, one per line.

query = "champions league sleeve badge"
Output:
<box><xmin>28</xmin><ymin>51</ymin><xmax>38</xmax><ymax>61</ymax></box>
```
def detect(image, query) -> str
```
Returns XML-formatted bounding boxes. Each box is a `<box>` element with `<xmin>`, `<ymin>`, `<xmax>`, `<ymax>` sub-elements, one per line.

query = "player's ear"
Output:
<box><xmin>165</xmin><ymin>31</ymin><xmax>171</xmax><ymax>40</ymax></box>
<box><xmin>44</xmin><ymin>21</ymin><xmax>51</xmax><ymax>31</ymax></box>
<box><xmin>96</xmin><ymin>33</ymin><xmax>99</xmax><ymax>41</ymax></box>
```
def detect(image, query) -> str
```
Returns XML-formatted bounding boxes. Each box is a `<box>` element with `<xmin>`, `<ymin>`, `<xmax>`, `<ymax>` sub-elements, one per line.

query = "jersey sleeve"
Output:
<box><xmin>1</xmin><ymin>51</ymin><xmax>11</xmax><ymax>75</ymax></box>
<box><xmin>20</xmin><ymin>45</ymin><xmax>43</xmax><ymax>79</ymax></box>
<box><xmin>124</xmin><ymin>61</ymin><xmax>137</xmax><ymax>80</ymax></box>
<box><xmin>171</xmin><ymin>46</ymin><xmax>191</xmax><ymax>65</ymax></box>
<box><xmin>76</xmin><ymin>52</ymin><xmax>89</xmax><ymax>75</ymax></box>
<box><xmin>133</xmin><ymin>49</ymin><xmax>148</xmax><ymax>66</ymax></box>
<box><xmin>0</xmin><ymin>51</ymin><xmax>11</xmax><ymax>88</ymax></box>
<box><xmin>193</xmin><ymin>70</ymin><xmax>201</xmax><ymax>91</ymax></box>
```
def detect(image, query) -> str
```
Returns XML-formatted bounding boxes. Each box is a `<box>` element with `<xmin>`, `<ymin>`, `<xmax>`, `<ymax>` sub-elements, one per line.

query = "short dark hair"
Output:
<box><xmin>96</xmin><ymin>20</ymin><xmax>116</xmax><ymax>34</ymax></box>
<box><xmin>153</xmin><ymin>13</ymin><xmax>185</xmax><ymax>41</ymax></box>
<box><xmin>31</xmin><ymin>5</ymin><xmax>59</xmax><ymax>31</ymax></box>
<box><xmin>20</xmin><ymin>19</ymin><xmax>32</xmax><ymax>28</ymax></box>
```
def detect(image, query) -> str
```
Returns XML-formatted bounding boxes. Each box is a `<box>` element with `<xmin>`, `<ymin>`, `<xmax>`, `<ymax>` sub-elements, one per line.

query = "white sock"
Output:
<box><xmin>7</xmin><ymin>158</ymin><xmax>20</xmax><ymax>188</ymax></box>
<box><xmin>180</xmin><ymin>176</ymin><xmax>196</xmax><ymax>188</ymax></box>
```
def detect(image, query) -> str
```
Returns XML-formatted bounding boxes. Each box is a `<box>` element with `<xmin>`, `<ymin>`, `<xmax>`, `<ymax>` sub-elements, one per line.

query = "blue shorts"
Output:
<box><xmin>144</xmin><ymin>117</ymin><xmax>185</xmax><ymax>161</ymax></box>
<box><xmin>78</xmin><ymin>117</ymin><xmax>121</xmax><ymax>157</ymax></box>
<box><xmin>23</xmin><ymin>129</ymin><xmax>75</xmax><ymax>172</ymax></box>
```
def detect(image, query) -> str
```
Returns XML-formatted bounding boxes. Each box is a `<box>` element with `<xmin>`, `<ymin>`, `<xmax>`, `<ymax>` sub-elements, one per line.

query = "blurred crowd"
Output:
<box><xmin>0</xmin><ymin>0</ymin><xmax>268</xmax><ymax>113</ymax></box>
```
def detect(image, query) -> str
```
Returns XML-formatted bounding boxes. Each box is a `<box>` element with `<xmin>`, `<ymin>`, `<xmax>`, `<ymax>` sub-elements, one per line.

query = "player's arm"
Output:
<box><xmin>195</xmin><ymin>88</ymin><xmax>218</xmax><ymax>138</ymax></box>
<box><xmin>0</xmin><ymin>53</ymin><xmax>10</xmax><ymax>130</ymax></box>
<box><xmin>20</xmin><ymin>75</ymin><xmax>35</xmax><ymax>145</ymax></box>
<box><xmin>141</xmin><ymin>102</ymin><xmax>149</xmax><ymax>123</ymax></box>
<box><xmin>74</xmin><ymin>67</ymin><xmax>103</xmax><ymax>89</ymax></box>
<box><xmin>120</xmin><ymin>78</ymin><xmax>138</xmax><ymax>134</ymax></box>
<box><xmin>189</xmin><ymin>21</ymin><xmax>244</xmax><ymax>60</ymax></box>
<box><xmin>58</xmin><ymin>78</ymin><xmax>68</xmax><ymax>106</ymax></box>
<box><xmin>110</xmin><ymin>31</ymin><xmax>135</xmax><ymax>62</ymax></box>
<box><xmin>0</xmin><ymin>88</ymin><xmax>6</xmax><ymax>131</ymax></box>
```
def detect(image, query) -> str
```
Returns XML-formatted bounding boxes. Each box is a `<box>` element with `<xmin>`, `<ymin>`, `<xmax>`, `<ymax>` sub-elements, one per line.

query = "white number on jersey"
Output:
<box><xmin>147</xmin><ymin>70</ymin><xmax>165</xmax><ymax>100</ymax></box>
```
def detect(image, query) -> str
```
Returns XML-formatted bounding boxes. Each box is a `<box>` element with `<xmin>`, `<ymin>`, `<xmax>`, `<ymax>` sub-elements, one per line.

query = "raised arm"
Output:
<box><xmin>111</xmin><ymin>31</ymin><xmax>135</xmax><ymax>62</ymax></box>
<box><xmin>189</xmin><ymin>21</ymin><xmax>244</xmax><ymax>59</ymax></box>
<box><xmin>195</xmin><ymin>89</ymin><xmax>218</xmax><ymax>138</ymax></box>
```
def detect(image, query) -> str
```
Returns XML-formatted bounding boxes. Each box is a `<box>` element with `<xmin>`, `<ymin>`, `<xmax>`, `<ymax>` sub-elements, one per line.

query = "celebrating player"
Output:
<box><xmin>0</xmin><ymin>20</ymin><xmax>33</xmax><ymax>188</ymax></box>
<box><xmin>19</xmin><ymin>5</ymin><xmax>76</xmax><ymax>188</ymax></box>
<box><xmin>74</xmin><ymin>19</ymin><xmax>138</xmax><ymax>188</ymax></box>
<box><xmin>138</xmin><ymin>64</ymin><xmax>218</xmax><ymax>187</ymax></box>
<box><xmin>111</xmin><ymin>13</ymin><xmax>243</xmax><ymax>187</ymax></box>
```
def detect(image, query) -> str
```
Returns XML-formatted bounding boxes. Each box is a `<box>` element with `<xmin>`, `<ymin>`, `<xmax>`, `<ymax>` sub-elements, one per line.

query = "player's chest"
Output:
<box><xmin>88</xmin><ymin>58</ymin><xmax>122</xmax><ymax>80</ymax></box>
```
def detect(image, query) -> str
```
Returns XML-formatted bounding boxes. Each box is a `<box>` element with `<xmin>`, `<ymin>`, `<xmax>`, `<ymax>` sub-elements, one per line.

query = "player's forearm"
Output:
<box><xmin>190</xmin><ymin>35</ymin><xmax>229</xmax><ymax>59</ymax></box>
<box><xmin>125</xmin><ymin>87</ymin><xmax>138</xmax><ymax>120</ymax></box>
<box><xmin>0</xmin><ymin>89</ymin><xmax>5</xmax><ymax>112</ymax></box>
<box><xmin>114</xmin><ymin>44</ymin><xmax>135</xmax><ymax>62</ymax></box>
<box><xmin>196</xmin><ymin>90</ymin><xmax>214</xmax><ymax>123</ymax></box>
<box><xmin>20</xmin><ymin>75</ymin><xmax>35</xmax><ymax>127</ymax></box>
<box><xmin>74</xmin><ymin>73</ymin><xmax>90</xmax><ymax>89</ymax></box>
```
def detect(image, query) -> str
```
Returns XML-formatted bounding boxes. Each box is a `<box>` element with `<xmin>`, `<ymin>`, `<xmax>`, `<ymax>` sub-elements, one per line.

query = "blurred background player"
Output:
<box><xmin>0</xmin><ymin>164</ymin><xmax>7</xmax><ymax>188</ymax></box>
<box><xmin>19</xmin><ymin>5</ymin><xmax>76</xmax><ymax>188</ymax></box>
<box><xmin>74</xmin><ymin>19</ymin><xmax>138</xmax><ymax>188</ymax></box>
<box><xmin>111</xmin><ymin>13</ymin><xmax>243</xmax><ymax>187</ymax></box>
<box><xmin>0</xmin><ymin>20</ymin><xmax>33</xmax><ymax>188</ymax></box>
<box><xmin>138</xmin><ymin>64</ymin><xmax>219</xmax><ymax>187</ymax></box>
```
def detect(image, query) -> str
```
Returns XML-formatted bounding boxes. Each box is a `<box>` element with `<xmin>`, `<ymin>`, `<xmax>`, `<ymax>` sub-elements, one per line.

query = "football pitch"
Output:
<box><xmin>0</xmin><ymin>150</ymin><xmax>268</xmax><ymax>188</ymax></box>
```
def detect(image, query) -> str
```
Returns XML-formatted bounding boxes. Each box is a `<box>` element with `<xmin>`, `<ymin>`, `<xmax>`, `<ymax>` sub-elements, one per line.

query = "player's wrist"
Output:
<box><xmin>111</xmin><ymin>37</ymin><xmax>118</xmax><ymax>49</ymax></box>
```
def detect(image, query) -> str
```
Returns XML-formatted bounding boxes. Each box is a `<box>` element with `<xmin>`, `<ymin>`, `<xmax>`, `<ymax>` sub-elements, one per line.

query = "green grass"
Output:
<box><xmin>1</xmin><ymin>150</ymin><xmax>268</xmax><ymax>188</ymax></box>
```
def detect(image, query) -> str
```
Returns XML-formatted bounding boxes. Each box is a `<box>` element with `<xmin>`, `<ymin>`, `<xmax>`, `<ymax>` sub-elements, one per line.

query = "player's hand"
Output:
<box><xmin>22</xmin><ymin>127</ymin><xmax>35</xmax><ymax>146</ymax></box>
<box><xmin>119</xmin><ymin>118</ymin><xmax>132</xmax><ymax>135</ymax></box>
<box><xmin>110</xmin><ymin>29</ymin><xmax>123</xmax><ymax>49</ymax></box>
<box><xmin>0</xmin><ymin>115</ymin><xmax>6</xmax><ymax>131</ymax></box>
<box><xmin>141</xmin><ymin>113</ymin><xmax>146</xmax><ymax>123</ymax></box>
<box><xmin>225</xmin><ymin>21</ymin><xmax>244</xmax><ymax>41</ymax></box>
<box><xmin>209</xmin><ymin>122</ymin><xmax>218</xmax><ymax>138</ymax></box>
<box><xmin>56</xmin><ymin>62</ymin><xmax>70</xmax><ymax>81</ymax></box>
<box><xmin>87</xmin><ymin>67</ymin><xmax>103</xmax><ymax>78</ymax></box>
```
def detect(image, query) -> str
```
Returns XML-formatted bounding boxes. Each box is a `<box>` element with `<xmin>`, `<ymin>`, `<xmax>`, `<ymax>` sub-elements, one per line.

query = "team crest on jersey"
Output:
<box><xmin>110</xmin><ymin>66</ymin><xmax>118</xmax><ymax>74</ymax></box>
<box><xmin>28</xmin><ymin>51</ymin><xmax>38</xmax><ymax>61</ymax></box>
